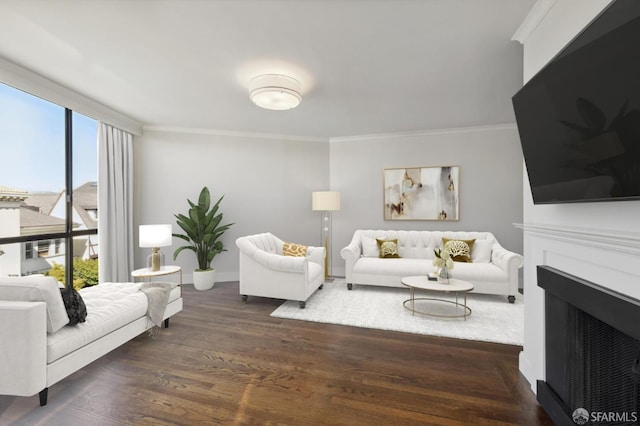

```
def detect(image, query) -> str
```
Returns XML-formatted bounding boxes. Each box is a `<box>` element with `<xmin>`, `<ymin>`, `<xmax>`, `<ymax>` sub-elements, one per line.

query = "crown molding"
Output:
<box><xmin>142</xmin><ymin>125</ymin><xmax>328</xmax><ymax>143</ymax></box>
<box><xmin>329</xmin><ymin>123</ymin><xmax>518</xmax><ymax>143</ymax></box>
<box><xmin>512</xmin><ymin>0</ymin><xmax>557</xmax><ymax>44</ymax></box>
<box><xmin>0</xmin><ymin>56</ymin><xmax>142</xmax><ymax>136</ymax></box>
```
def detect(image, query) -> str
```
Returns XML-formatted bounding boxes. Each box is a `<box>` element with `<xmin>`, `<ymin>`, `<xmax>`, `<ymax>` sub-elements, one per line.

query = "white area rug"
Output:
<box><xmin>271</xmin><ymin>280</ymin><xmax>523</xmax><ymax>346</ymax></box>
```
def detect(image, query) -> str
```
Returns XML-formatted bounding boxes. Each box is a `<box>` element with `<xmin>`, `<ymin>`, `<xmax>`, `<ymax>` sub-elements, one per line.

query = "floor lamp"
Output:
<box><xmin>312</xmin><ymin>191</ymin><xmax>340</xmax><ymax>282</ymax></box>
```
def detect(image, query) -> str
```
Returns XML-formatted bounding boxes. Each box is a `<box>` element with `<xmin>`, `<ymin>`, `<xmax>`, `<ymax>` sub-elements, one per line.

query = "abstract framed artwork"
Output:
<box><xmin>383</xmin><ymin>166</ymin><xmax>459</xmax><ymax>220</ymax></box>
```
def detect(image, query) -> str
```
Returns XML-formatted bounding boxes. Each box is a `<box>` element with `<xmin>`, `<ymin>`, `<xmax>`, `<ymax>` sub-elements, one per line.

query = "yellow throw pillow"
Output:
<box><xmin>376</xmin><ymin>238</ymin><xmax>401</xmax><ymax>258</ymax></box>
<box><xmin>283</xmin><ymin>242</ymin><xmax>308</xmax><ymax>257</ymax></box>
<box><xmin>442</xmin><ymin>237</ymin><xmax>475</xmax><ymax>262</ymax></box>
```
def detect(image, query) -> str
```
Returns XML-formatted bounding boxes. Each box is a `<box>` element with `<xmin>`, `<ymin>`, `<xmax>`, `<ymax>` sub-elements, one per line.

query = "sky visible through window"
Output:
<box><xmin>0</xmin><ymin>83</ymin><xmax>97</xmax><ymax>193</ymax></box>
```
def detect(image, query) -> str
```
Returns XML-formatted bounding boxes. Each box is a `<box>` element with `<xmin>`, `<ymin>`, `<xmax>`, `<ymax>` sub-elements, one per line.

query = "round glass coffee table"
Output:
<box><xmin>401</xmin><ymin>275</ymin><xmax>473</xmax><ymax>320</ymax></box>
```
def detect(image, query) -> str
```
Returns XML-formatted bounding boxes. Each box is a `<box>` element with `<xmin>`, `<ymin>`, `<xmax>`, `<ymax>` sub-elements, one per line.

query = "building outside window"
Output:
<box><xmin>0</xmin><ymin>83</ymin><xmax>99</xmax><ymax>287</ymax></box>
<box><xmin>24</xmin><ymin>242</ymin><xmax>33</xmax><ymax>260</ymax></box>
<box><xmin>37</xmin><ymin>240</ymin><xmax>50</xmax><ymax>256</ymax></box>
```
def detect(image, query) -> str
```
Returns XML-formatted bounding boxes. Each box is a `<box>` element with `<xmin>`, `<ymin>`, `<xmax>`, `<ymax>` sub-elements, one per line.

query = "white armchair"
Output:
<box><xmin>235</xmin><ymin>232</ymin><xmax>325</xmax><ymax>308</ymax></box>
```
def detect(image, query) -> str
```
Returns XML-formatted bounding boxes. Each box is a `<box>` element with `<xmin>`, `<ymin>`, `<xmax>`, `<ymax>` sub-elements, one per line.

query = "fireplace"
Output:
<box><xmin>537</xmin><ymin>265</ymin><xmax>640</xmax><ymax>425</ymax></box>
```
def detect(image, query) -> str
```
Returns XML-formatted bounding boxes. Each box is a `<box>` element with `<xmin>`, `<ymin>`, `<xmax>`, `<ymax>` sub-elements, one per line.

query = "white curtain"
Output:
<box><xmin>98</xmin><ymin>122</ymin><xmax>134</xmax><ymax>283</ymax></box>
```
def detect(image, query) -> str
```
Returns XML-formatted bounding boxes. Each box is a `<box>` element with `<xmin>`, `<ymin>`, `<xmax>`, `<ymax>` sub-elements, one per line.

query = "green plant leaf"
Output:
<box><xmin>198</xmin><ymin>186</ymin><xmax>211</xmax><ymax>212</ymax></box>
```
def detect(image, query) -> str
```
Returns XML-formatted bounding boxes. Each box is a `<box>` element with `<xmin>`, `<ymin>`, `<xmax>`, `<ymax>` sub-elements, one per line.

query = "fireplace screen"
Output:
<box><xmin>538</xmin><ymin>265</ymin><xmax>640</xmax><ymax>425</ymax></box>
<box><xmin>565</xmin><ymin>304</ymin><xmax>640</xmax><ymax>423</ymax></box>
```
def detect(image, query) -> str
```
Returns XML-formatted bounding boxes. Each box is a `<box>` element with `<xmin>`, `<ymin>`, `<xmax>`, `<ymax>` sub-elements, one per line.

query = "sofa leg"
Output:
<box><xmin>347</xmin><ymin>283</ymin><xmax>353</xmax><ymax>290</ymax></box>
<box><xmin>241</xmin><ymin>295</ymin><xmax>248</xmax><ymax>302</ymax></box>
<box><xmin>164</xmin><ymin>318</ymin><xmax>170</xmax><ymax>328</ymax></box>
<box><xmin>508</xmin><ymin>295</ymin><xmax>515</xmax><ymax>304</ymax></box>
<box><xmin>299</xmin><ymin>301</ymin><xmax>306</xmax><ymax>309</ymax></box>
<box><xmin>319</xmin><ymin>284</ymin><xmax>324</xmax><ymax>290</ymax></box>
<box><xmin>39</xmin><ymin>388</ymin><xmax>48</xmax><ymax>406</ymax></box>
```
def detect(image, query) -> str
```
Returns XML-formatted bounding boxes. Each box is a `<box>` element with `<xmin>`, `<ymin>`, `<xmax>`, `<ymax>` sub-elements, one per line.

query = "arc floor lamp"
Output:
<box><xmin>312</xmin><ymin>191</ymin><xmax>340</xmax><ymax>281</ymax></box>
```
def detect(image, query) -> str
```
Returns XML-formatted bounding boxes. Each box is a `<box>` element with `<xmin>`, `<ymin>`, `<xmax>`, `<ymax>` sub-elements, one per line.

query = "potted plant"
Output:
<box><xmin>173</xmin><ymin>186</ymin><xmax>233</xmax><ymax>290</ymax></box>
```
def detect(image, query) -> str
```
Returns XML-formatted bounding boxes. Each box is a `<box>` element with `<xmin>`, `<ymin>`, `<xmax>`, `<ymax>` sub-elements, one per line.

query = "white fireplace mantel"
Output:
<box><xmin>517</xmin><ymin>220</ymin><xmax>640</xmax><ymax>393</ymax></box>
<box><xmin>514</xmin><ymin>222</ymin><xmax>640</xmax><ymax>256</ymax></box>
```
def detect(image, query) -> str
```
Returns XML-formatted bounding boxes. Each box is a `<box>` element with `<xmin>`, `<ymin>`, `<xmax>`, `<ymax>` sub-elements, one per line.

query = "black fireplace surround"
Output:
<box><xmin>537</xmin><ymin>265</ymin><xmax>640</xmax><ymax>425</ymax></box>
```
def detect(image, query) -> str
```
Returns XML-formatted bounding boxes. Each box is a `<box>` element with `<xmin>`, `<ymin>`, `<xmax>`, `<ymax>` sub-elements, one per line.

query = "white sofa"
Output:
<box><xmin>236</xmin><ymin>232</ymin><xmax>325</xmax><ymax>308</ymax></box>
<box><xmin>0</xmin><ymin>276</ymin><xmax>183</xmax><ymax>406</ymax></box>
<box><xmin>340</xmin><ymin>230</ymin><xmax>523</xmax><ymax>303</ymax></box>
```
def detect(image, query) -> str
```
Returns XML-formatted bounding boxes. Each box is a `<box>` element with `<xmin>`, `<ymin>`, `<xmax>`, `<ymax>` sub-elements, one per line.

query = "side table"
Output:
<box><xmin>131</xmin><ymin>265</ymin><xmax>183</xmax><ymax>297</ymax></box>
<box><xmin>132</xmin><ymin>265</ymin><xmax>182</xmax><ymax>328</ymax></box>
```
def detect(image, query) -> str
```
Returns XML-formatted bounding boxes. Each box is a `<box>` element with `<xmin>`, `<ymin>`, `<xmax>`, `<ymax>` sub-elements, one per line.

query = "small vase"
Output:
<box><xmin>437</xmin><ymin>267</ymin><xmax>450</xmax><ymax>284</ymax></box>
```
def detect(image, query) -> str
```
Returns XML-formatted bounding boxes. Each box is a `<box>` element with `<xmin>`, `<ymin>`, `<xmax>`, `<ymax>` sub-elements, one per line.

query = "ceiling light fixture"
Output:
<box><xmin>249</xmin><ymin>74</ymin><xmax>302</xmax><ymax>110</ymax></box>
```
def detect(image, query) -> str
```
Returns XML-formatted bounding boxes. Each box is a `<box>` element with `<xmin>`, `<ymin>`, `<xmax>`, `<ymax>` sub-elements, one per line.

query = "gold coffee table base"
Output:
<box><xmin>401</xmin><ymin>276</ymin><xmax>474</xmax><ymax>321</ymax></box>
<box><xmin>403</xmin><ymin>297</ymin><xmax>472</xmax><ymax>320</ymax></box>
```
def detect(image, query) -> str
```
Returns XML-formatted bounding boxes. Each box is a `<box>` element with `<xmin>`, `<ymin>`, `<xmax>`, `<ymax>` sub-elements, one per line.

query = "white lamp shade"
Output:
<box><xmin>312</xmin><ymin>191</ymin><xmax>341</xmax><ymax>211</ymax></box>
<box><xmin>139</xmin><ymin>224</ymin><xmax>173</xmax><ymax>248</ymax></box>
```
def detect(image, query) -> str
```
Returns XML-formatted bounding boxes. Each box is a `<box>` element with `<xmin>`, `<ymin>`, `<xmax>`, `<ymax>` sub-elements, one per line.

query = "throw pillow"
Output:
<box><xmin>59</xmin><ymin>287</ymin><xmax>87</xmax><ymax>326</ymax></box>
<box><xmin>471</xmin><ymin>239</ymin><xmax>492</xmax><ymax>263</ymax></box>
<box><xmin>442</xmin><ymin>238</ymin><xmax>475</xmax><ymax>262</ymax></box>
<box><xmin>376</xmin><ymin>238</ymin><xmax>401</xmax><ymax>258</ymax></box>
<box><xmin>283</xmin><ymin>242</ymin><xmax>308</xmax><ymax>257</ymax></box>
<box><xmin>0</xmin><ymin>276</ymin><xmax>70</xmax><ymax>333</ymax></box>
<box><xmin>362</xmin><ymin>236</ymin><xmax>379</xmax><ymax>257</ymax></box>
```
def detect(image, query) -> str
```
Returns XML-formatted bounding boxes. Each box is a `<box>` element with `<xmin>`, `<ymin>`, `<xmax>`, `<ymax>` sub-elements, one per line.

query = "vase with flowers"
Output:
<box><xmin>433</xmin><ymin>248</ymin><xmax>454</xmax><ymax>284</ymax></box>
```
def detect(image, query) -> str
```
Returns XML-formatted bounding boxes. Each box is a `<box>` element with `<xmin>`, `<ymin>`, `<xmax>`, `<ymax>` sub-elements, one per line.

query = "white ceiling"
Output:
<box><xmin>0</xmin><ymin>0</ymin><xmax>535</xmax><ymax>139</ymax></box>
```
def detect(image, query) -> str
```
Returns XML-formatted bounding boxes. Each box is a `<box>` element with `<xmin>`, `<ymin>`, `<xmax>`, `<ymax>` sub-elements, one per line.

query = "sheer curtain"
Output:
<box><xmin>98</xmin><ymin>122</ymin><xmax>134</xmax><ymax>283</ymax></box>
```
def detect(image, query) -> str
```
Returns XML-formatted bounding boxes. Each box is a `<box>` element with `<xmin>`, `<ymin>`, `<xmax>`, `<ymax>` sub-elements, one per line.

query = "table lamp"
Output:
<box><xmin>312</xmin><ymin>191</ymin><xmax>341</xmax><ymax>281</ymax></box>
<box><xmin>139</xmin><ymin>224</ymin><xmax>173</xmax><ymax>272</ymax></box>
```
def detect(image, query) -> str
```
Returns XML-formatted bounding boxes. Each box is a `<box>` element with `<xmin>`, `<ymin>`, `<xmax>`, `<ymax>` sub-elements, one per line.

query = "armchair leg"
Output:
<box><xmin>347</xmin><ymin>283</ymin><xmax>353</xmax><ymax>290</ymax></box>
<box><xmin>508</xmin><ymin>295</ymin><xmax>515</xmax><ymax>303</ymax></box>
<box><xmin>319</xmin><ymin>284</ymin><xmax>324</xmax><ymax>290</ymax></box>
<box><xmin>299</xmin><ymin>301</ymin><xmax>306</xmax><ymax>309</ymax></box>
<box><xmin>241</xmin><ymin>295</ymin><xmax>248</xmax><ymax>302</ymax></box>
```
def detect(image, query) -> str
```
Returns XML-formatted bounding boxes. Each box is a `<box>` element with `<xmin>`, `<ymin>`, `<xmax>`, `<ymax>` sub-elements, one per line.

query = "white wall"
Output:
<box><xmin>0</xmin><ymin>200</ymin><xmax>21</xmax><ymax>276</ymax></box>
<box><xmin>133</xmin><ymin>129</ymin><xmax>329</xmax><ymax>284</ymax></box>
<box><xmin>330</xmin><ymin>124</ymin><xmax>524</xmax><ymax>277</ymax></box>
<box><xmin>517</xmin><ymin>0</ymin><xmax>640</xmax><ymax>392</ymax></box>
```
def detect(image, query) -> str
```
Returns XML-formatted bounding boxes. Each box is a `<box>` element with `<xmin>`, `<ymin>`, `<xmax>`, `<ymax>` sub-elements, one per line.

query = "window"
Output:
<box><xmin>37</xmin><ymin>240</ymin><xmax>50</xmax><ymax>256</ymax></box>
<box><xmin>0</xmin><ymin>83</ymin><xmax>98</xmax><ymax>287</ymax></box>
<box><xmin>24</xmin><ymin>242</ymin><xmax>33</xmax><ymax>260</ymax></box>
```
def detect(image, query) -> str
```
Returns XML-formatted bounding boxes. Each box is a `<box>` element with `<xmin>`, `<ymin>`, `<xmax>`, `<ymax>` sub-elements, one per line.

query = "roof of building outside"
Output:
<box><xmin>73</xmin><ymin>181</ymin><xmax>97</xmax><ymax>229</ymax></box>
<box><xmin>20</xmin><ymin>207</ymin><xmax>69</xmax><ymax>234</ymax></box>
<box><xmin>23</xmin><ymin>191</ymin><xmax>63</xmax><ymax>215</ymax></box>
<box><xmin>0</xmin><ymin>185</ymin><xmax>29</xmax><ymax>202</ymax></box>
<box><xmin>1</xmin><ymin>183</ymin><xmax>94</xmax><ymax>232</ymax></box>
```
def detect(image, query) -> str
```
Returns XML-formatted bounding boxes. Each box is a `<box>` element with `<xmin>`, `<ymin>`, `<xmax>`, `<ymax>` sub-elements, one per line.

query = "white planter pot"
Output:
<box><xmin>193</xmin><ymin>269</ymin><xmax>215</xmax><ymax>291</ymax></box>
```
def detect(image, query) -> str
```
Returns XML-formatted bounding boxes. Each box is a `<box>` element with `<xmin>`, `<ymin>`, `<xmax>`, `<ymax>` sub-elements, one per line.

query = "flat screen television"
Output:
<box><xmin>512</xmin><ymin>0</ymin><xmax>640</xmax><ymax>204</ymax></box>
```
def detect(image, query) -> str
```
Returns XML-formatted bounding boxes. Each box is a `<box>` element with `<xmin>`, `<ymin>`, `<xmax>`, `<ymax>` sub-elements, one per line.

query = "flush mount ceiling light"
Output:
<box><xmin>249</xmin><ymin>74</ymin><xmax>302</xmax><ymax>110</ymax></box>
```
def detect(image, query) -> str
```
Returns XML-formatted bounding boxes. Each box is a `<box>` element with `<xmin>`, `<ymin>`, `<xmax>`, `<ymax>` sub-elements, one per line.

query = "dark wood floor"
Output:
<box><xmin>0</xmin><ymin>281</ymin><xmax>552</xmax><ymax>425</ymax></box>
